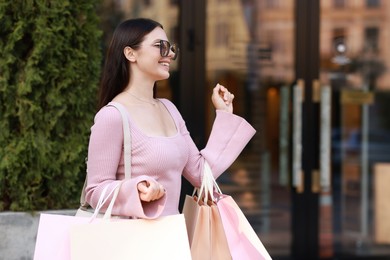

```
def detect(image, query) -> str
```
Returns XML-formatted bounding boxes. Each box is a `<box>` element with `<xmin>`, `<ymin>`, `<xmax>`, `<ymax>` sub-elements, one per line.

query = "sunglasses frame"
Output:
<box><xmin>159</xmin><ymin>40</ymin><xmax>179</xmax><ymax>60</ymax></box>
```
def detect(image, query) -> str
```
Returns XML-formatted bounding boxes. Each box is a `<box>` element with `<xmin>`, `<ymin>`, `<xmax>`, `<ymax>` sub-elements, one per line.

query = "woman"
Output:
<box><xmin>85</xmin><ymin>18</ymin><xmax>256</xmax><ymax>219</ymax></box>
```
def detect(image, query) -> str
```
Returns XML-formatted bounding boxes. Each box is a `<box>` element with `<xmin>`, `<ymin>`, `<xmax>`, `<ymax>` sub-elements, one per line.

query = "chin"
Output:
<box><xmin>157</xmin><ymin>72</ymin><xmax>170</xmax><ymax>80</ymax></box>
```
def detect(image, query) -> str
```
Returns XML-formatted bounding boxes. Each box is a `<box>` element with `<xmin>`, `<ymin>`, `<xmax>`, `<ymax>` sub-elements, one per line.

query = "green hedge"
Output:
<box><xmin>0</xmin><ymin>1</ymin><xmax>102</xmax><ymax>211</ymax></box>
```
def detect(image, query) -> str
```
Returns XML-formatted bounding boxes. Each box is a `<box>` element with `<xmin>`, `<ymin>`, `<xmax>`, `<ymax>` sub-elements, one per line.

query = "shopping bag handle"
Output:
<box><xmin>89</xmin><ymin>181</ymin><xmax>123</xmax><ymax>220</ymax></box>
<box><xmin>111</xmin><ymin>102</ymin><xmax>132</xmax><ymax>180</ymax></box>
<box><xmin>79</xmin><ymin>102</ymin><xmax>132</xmax><ymax>209</ymax></box>
<box><xmin>196</xmin><ymin>161</ymin><xmax>222</xmax><ymax>204</ymax></box>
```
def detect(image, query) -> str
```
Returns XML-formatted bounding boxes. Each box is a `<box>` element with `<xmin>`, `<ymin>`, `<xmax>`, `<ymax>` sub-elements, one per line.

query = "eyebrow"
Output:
<box><xmin>152</xmin><ymin>39</ymin><xmax>163</xmax><ymax>44</ymax></box>
<box><xmin>152</xmin><ymin>39</ymin><xmax>170</xmax><ymax>44</ymax></box>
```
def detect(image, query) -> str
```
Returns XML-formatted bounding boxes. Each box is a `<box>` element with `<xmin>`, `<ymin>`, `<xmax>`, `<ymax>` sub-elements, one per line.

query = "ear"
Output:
<box><xmin>124</xmin><ymin>46</ymin><xmax>136</xmax><ymax>62</ymax></box>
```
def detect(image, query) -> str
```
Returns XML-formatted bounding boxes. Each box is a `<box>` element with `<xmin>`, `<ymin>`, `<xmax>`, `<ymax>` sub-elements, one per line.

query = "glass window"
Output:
<box><xmin>265</xmin><ymin>0</ymin><xmax>281</xmax><ymax>9</ymax></box>
<box><xmin>366</xmin><ymin>0</ymin><xmax>380</xmax><ymax>8</ymax></box>
<box><xmin>321</xmin><ymin>0</ymin><xmax>390</xmax><ymax>257</ymax></box>
<box><xmin>207</xmin><ymin>0</ymin><xmax>295</xmax><ymax>257</ymax></box>
<box><xmin>332</xmin><ymin>28</ymin><xmax>346</xmax><ymax>54</ymax></box>
<box><xmin>334</xmin><ymin>0</ymin><xmax>346</xmax><ymax>8</ymax></box>
<box><xmin>170</xmin><ymin>25</ymin><xmax>179</xmax><ymax>43</ymax></box>
<box><xmin>215</xmin><ymin>22</ymin><xmax>229</xmax><ymax>47</ymax></box>
<box><xmin>365</xmin><ymin>27</ymin><xmax>379</xmax><ymax>52</ymax></box>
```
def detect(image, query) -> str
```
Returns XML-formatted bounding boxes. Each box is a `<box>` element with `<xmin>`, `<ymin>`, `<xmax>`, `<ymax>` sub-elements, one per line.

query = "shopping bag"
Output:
<box><xmin>183</xmin><ymin>161</ymin><xmax>232</xmax><ymax>260</ymax></box>
<box><xmin>183</xmin><ymin>195</ymin><xmax>232</xmax><ymax>260</ymax></box>
<box><xmin>33</xmin><ymin>213</ymin><xmax>91</xmax><ymax>260</ymax></box>
<box><xmin>34</xmin><ymin>181</ymin><xmax>191</xmax><ymax>260</ymax></box>
<box><xmin>70</xmin><ymin>214</ymin><xmax>191</xmax><ymax>260</ymax></box>
<box><xmin>217</xmin><ymin>194</ymin><xmax>272</xmax><ymax>260</ymax></box>
<box><xmin>186</xmin><ymin>161</ymin><xmax>272</xmax><ymax>260</ymax></box>
<box><xmin>34</xmin><ymin>184</ymin><xmax>122</xmax><ymax>260</ymax></box>
<box><xmin>70</xmin><ymin>180</ymin><xmax>191</xmax><ymax>260</ymax></box>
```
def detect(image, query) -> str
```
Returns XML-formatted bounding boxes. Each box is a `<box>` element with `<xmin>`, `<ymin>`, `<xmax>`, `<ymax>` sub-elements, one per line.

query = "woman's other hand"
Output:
<box><xmin>211</xmin><ymin>83</ymin><xmax>234</xmax><ymax>113</ymax></box>
<box><xmin>137</xmin><ymin>180</ymin><xmax>165</xmax><ymax>202</ymax></box>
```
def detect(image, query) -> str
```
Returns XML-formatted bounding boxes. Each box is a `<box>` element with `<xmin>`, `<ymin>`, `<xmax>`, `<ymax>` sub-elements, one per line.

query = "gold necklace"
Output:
<box><xmin>125</xmin><ymin>91</ymin><xmax>157</xmax><ymax>106</ymax></box>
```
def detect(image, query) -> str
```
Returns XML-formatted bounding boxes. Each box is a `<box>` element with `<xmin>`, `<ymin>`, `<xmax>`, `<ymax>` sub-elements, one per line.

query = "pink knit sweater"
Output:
<box><xmin>85</xmin><ymin>99</ymin><xmax>256</xmax><ymax>219</ymax></box>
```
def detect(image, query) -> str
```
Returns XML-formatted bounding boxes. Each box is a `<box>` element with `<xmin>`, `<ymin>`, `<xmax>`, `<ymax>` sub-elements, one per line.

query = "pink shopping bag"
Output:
<box><xmin>217</xmin><ymin>194</ymin><xmax>272</xmax><ymax>260</ymax></box>
<box><xmin>33</xmin><ymin>213</ymin><xmax>92</xmax><ymax>260</ymax></box>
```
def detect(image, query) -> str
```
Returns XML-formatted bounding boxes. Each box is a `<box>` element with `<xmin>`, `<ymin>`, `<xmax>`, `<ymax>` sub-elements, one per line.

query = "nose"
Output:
<box><xmin>169</xmin><ymin>46</ymin><xmax>179</xmax><ymax>60</ymax></box>
<box><xmin>168</xmin><ymin>48</ymin><xmax>175</xmax><ymax>59</ymax></box>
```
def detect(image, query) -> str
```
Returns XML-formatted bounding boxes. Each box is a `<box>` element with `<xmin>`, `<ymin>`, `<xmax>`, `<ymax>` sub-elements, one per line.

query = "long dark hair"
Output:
<box><xmin>97</xmin><ymin>18</ymin><xmax>163</xmax><ymax>110</ymax></box>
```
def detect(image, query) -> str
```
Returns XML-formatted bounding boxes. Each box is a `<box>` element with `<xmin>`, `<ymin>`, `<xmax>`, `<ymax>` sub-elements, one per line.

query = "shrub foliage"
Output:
<box><xmin>0</xmin><ymin>1</ymin><xmax>102</xmax><ymax>210</ymax></box>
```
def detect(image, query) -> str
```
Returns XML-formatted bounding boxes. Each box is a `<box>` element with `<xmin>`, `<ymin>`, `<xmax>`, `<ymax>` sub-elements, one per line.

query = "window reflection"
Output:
<box><xmin>207</xmin><ymin>0</ymin><xmax>294</xmax><ymax>257</ymax></box>
<box><xmin>321</xmin><ymin>0</ymin><xmax>390</xmax><ymax>257</ymax></box>
<box><xmin>334</xmin><ymin>0</ymin><xmax>346</xmax><ymax>8</ymax></box>
<box><xmin>364</xmin><ymin>27</ymin><xmax>379</xmax><ymax>52</ymax></box>
<box><xmin>366</xmin><ymin>0</ymin><xmax>380</xmax><ymax>8</ymax></box>
<box><xmin>99</xmin><ymin>0</ymin><xmax>390</xmax><ymax>257</ymax></box>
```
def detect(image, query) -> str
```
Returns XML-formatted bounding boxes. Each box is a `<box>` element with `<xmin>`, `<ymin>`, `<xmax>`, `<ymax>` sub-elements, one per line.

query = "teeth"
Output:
<box><xmin>160</xmin><ymin>62</ymin><xmax>169</xmax><ymax>67</ymax></box>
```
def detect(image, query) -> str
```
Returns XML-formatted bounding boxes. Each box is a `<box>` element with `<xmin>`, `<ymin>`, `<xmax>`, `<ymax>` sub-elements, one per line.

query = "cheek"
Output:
<box><xmin>137</xmin><ymin>56</ymin><xmax>157</xmax><ymax>69</ymax></box>
<box><xmin>139</xmin><ymin>60</ymin><xmax>170</xmax><ymax>80</ymax></box>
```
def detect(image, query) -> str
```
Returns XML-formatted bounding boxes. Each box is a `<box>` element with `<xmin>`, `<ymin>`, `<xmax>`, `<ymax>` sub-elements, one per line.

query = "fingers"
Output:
<box><xmin>213</xmin><ymin>83</ymin><xmax>234</xmax><ymax>105</ymax></box>
<box><xmin>137</xmin><ymin>181</ymin><xmax>148</xmax><ymax>194</ymax></box>
<box><xmin>212</xmin><ymin>83</ymin><xmax>222</xmax><ymax>96</ymax></box>
<box><xmin>137</xmin><ymin>181</ymin><xmax>165</xmax><ymax>202</ymax></box>
<box><xmin>223</xmin><ymin>91</ymin><xmax>234</xmax><ymax>104</ymax></box>
<box><xmin>213</xmin><ymin>83</ymin><xmax>228</xmax><ymax>97</ymax></box>
<box><xmin>154</xmin><ymin>184</ymin><xmax>165</xmax><ymax>200</ymax></box>
<box><xmin>211</xmin><ymin>83</ymin><xmax>234</xmax><ymax>113</ymax></box>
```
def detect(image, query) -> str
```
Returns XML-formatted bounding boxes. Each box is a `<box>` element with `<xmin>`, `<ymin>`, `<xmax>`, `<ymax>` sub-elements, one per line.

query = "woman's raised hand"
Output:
<box><xmin>211</xmin><ymin>83</ymin><xmax>234</xmax><ymax>113</ymax></box>
<box><xmin>137</xmin><ymin>180</ymin><xmax>165</xmax><ymax>202</ymax></box>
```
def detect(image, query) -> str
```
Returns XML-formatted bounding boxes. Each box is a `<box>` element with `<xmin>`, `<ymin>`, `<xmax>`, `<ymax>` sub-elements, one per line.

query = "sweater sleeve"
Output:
<box><xmin>202</xmin><ymin>110</ymin><xmax>256</xmax><ymax>173</ymax></box>
<box><xmin>85</xmin><ymin>106</ymin><xmax>166</xmax><ymax>219</ymax></box>
<box><xmin>179</xmin><ymin>109</ymin><xmax>256</xmax><ymax>187</ymax></box>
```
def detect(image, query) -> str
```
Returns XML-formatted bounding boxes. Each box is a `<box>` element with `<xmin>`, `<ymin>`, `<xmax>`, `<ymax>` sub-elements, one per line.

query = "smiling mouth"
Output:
<box><xmin>160</xmin><ymin>62</ymin><xmax>170</xmax><ymax>67</ymax></box>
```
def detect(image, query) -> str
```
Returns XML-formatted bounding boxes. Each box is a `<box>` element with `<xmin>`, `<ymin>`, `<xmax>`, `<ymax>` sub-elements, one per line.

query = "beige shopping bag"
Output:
<box><xmin>183</xmin><ymin>194</ymin><xmax>232</xmax><ymax>259</ymax></box>
<box><xmin>70</xmin><ymin>214</ymin><xmax>191</xmax><ymax>260</ymax></box>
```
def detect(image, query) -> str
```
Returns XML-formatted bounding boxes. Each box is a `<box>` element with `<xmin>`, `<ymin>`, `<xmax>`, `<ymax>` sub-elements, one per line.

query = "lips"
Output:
<box><xmin>160</xmin><ymin>62</ymin><xmax>170</xmax><ymax>67</ymax></box>
<box><xmin>159</xmin><ymin>61</ymin><xmax>171</xmax><ymax>72</ymax></box>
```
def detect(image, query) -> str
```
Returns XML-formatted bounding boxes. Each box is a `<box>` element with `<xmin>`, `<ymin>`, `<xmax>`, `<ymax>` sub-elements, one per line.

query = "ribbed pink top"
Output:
<box><xmin>85</xmin><ymin>99</ymin><xmax>256</xmax><ymax>219</ymax></box>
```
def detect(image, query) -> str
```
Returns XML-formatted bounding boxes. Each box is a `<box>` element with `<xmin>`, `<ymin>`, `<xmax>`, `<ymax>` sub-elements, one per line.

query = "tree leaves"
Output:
<box><xmin>0</xmin><ymin>0</ymin><xmax>102</xmax><ymax>211</ymax></box>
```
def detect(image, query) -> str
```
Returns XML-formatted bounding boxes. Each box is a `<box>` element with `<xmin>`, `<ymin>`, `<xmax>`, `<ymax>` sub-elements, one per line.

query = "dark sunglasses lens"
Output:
<box><xmin>171</xmin><ymin>45</ymin><xmax>179</xmax><ymax>60</ymax></box>
<box><xmin>160</xmin><ymin>40</ymin><xmax>179</xmax><ymax>60</ymax></box>
<box><xmin>160</xmin><ymin>41</ymin><xmax>170</xmax><ymax>57</ymax></box>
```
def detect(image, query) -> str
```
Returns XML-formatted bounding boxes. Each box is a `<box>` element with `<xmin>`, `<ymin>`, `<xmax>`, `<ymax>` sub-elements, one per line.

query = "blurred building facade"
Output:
<box><xmin>107</xmin><ymin>0</ymin><xmax>390</xmax><ymax>89</ymax></box>
<box><xmin>100</xmin><ymin>0</ymin><xmax>390</xmax><ymax>259</ymax></box>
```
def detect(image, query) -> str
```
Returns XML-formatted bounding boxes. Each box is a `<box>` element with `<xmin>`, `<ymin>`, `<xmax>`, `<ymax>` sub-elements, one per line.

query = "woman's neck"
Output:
<box><xmin>124</xmin><ymin>78</ymin><xmax>157</xmax><ymax>106</ymax></box>
<box><xmin>126</xmin><ymin>79</ymin><xmax>155</xmax><ymax>99</ymax></box>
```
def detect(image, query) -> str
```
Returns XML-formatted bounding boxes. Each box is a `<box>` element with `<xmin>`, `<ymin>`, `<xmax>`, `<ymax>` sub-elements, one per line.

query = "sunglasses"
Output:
<box><xmin>159</xmin><ymin>40</ymin><xmax>179</xmax><ymax>60</ymax></box>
